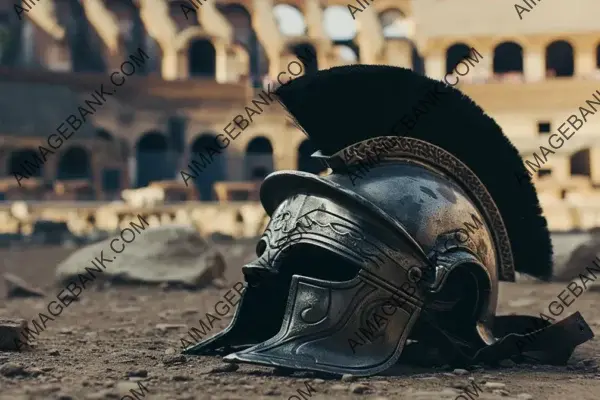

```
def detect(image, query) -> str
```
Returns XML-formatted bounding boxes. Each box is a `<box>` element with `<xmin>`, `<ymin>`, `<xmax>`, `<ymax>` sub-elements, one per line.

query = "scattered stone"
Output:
<box><xmin>484</xmin><ymin>382</ymin><xmax>506</xmax><ymax>389</ymax></box>
<box><xmin>48</xmin><ymin>349</ymin><xmax>60</xmax><ymax>356</ymax></box>
<box><xmin>499</xmin><ymin>359</ymin><xmax>516</xmax><ymax>368</ymax></box>
<box><xmin>3</xmin><ymin>273</ymin><xmax>45</xmax><ymax>298</ymax></box>
<box><xmin>313</xmin><ymin>378</ymin><xmax>325</xmax><ymax>384</ymax></box>
<box><xmin>163</xmin><ymin>355</ymin><xmax>186</xmax><ymax>366</ymax></box>
<box><xmin>453</xmin><ymin>368</ymin><xmax>470</xmax><ymax>375</ymax></box>
<box><xmin>59</xmin><ymin>327</ymin><xmax>74</xmax><ymax>335</ymax></box>
<box><xmin>0</xmin><ymin>318</ymin><xmax>28</xmax><ymax>351</ymax></box>
<box><xmin>350</xmin><ymin>384</ymin><xmax>370</xmax><ymax>394</ymax></box>
<box><xmin>0</xmin><ymin>362</ymin><xmax>27</xmax><ymax>377</ymax></box>
<box><xmin>155</xmin><ymin>324</ymin><xmax>187</xmax><ymax>332</ymax></box>
<box><xmin>493</xmin><ymin>389</ymin><xmax>510</xmax><ymax>396</ymax></box>
<box><xmin>127</xmin><ymin>369</ymin><xmax>148</xmax><ymax>378</ymax></box>
<box><xmin>341</xmin><ymin>373</ymin><xmax>357</xmax><ymax>382</ymax></box>
<box><xmin>57</xmin><ymin>394</ymin><xmax>75</xmax><ymax>400</ymax></box>
<box><xmin>264</xmin><ymin>388</ymin><xmax>281</xmax><ymax>396</ymax></box>
<box><xmin>164</xmin><ymin>347</ymin><xmax>176</xmax><ymax>355</ymax></box>
<box><xmin>517</xmin><ymin>394</ymin><xmax>533</xmax><ymax>400</ymax></box>
<box><xmin>330</xmin><ymin>384</ymin><xmax>347</xmax><ymax>391</ymax></box>
<box><xmin>210</xmin><ymin>363</ymin><xmax>239</xmax><ymax>373</ymax></box>
<box><xmin>172</xmin><ymin>374</ymin><xmax>192</xmax><ymax>381</ymax></box>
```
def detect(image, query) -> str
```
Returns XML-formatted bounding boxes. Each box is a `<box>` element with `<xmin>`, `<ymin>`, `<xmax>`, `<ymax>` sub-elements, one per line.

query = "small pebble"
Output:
<box><xmin>210</xmin><ymin>363</ymin><xmax>239</xmax><ymax>373</ymax></box>
<box><xmin>341</xmin><ymin>373</ymin><xmax>357</xmax><ymax>382</ymax></box>
<box><xmin>350</xmin><ymin>383</ymin><xmax>370</xmax><ymax>394</ymax></box>
<box><xmin>453</xmin><ymin>368</ymin><xmax>469</xmax><ymax>375</ymax></box>
<box><xmin>484</xmin><ymin>382</ymin><xmax>506</xmax><ymax>389</ymax></box>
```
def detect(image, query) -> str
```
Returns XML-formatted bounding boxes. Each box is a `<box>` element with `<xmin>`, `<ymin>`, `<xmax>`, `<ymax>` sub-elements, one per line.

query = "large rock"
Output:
<box><xmin>553</xmin><ymin>231</ymin><xmax>600</xmax><ymax>283</ymax></box>
<box><xmin>55</xmin><ymin>224</ymin><xmax>226</xmax><ymax>289</ymax></box>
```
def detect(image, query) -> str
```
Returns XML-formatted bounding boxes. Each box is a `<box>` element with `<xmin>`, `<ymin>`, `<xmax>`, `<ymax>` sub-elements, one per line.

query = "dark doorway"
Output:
<box><xmin>189</xmin><ymin>39</ymin><xmax>216</xmax><ymax>78</ymax></box>
<box><xmin>189</xmin><ymin>133</ymin><xmax>227</xmax><ymax>200</ymax></box>
<box><xmin>8</xmin><ymin>149</ymin><xmax>44</xmax><ymax>178</ymax></box>
<box><xmin>245</xmin><ymin>136</ymin><xmax>274</xmax><ymax>180</ymax></box>
<box><xmin>57</xmin><ymin>146</ymin><xmax>92</xmax><ymax>180</ymax></box>
<box><xmin>136</xmin><ymin>132</ymin><xmax>174</xmax><ymax>187</ymax></box>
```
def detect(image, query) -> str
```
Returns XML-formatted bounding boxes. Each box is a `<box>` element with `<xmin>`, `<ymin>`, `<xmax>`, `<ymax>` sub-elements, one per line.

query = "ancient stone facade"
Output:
<box><xmin>0</xmin><ymin>0</ymin><xmax>599</xmax><ymax>230</ymax></box>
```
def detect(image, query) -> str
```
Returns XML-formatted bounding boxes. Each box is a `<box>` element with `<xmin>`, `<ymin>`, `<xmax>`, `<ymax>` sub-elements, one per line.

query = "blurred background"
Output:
<box><xmin>0</xmin><ymin>0</ymin><xmax>598</xmax><ymax>273</ymax></box>
<box><xmin>1</xmin><ymin>2</ymin><xmax>600</xmax><ymax>398</ymax></box>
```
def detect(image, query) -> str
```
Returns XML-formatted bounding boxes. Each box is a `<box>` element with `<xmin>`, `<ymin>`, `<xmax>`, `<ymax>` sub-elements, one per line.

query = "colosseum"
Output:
<box><xmin>0</xmin><ymin>0</ymin><xmax>599</xmax><ymax>233</ymax></box>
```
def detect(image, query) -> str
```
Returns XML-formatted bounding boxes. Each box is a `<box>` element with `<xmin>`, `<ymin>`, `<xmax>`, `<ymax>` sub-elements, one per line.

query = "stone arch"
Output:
<box><xmin>545</xmin><ymin>40</ymin><xmax>574</xmax><ymax>77</ymax></box>
<box><xmin>297</xmin><ymin>140</ymin><xmax>325</xmax><ymax>174</ymax></box>
<box><xmin>570</xmin><ymin>148</ymin><xmax>591</xmax><ymax>177</ymax></box>
<box><xmin>65</xmin><ymin>0</ymin><xmax>106</xmax><ymax>73</ymax></box>
<box><xmin>8</xmin><ymin>149</ymin><xmax>44</xmax><ymax>179</ymax></box>
<box><xmin>493</xmin><ymin>41</ymin><xmax>524</xmax><ymax>74</ymax></box>
<box><xmin>245</xmin><ymin>136</ymin><xmax>274</xmax><ymax>180</ymax></box>
<box><xmin>97</xmin><ymin>128</ymin><xmax>113</xmax><ymax>141</ymax></box>
<box><xmin>379</xmin><ymin>8</ymin><xmax>410</xmax><ymax>38</ymax></box>
<box><xmin>273</xmin><ymin>4</ymin><xmax>307</xmax><ymax>36</ymax></box>
<box><xmin>287</xmin><ymin>42</ymin><xmax>318</xmax><ymax>75</ymax></box>
<box><xmin>218</xmin><ymin>3</ymin><xmax>267</xmax><ymax>86</ymax></box>
<box><xmin>188</xmin><ymin>38</ymin><xmax>216</xmax><ymax>78</ymax></box>
<box><xmin>445</xmin><ymin>43</ymin><xmax>472</xmax><ymax>74</ymax></box>
<box><xmin>189</xmin><ymin>133</ymin><xmax>227</xmax><ymax>200</ymax></box>
<box><xmin>136</xmin><ymin>131</ymin><xmax>173</xmax><ymax>187</ymax></box>
<box><xmin>57</xmin><ymin>146</ymin><xmax>92</xmax><ymax>180</ymax></box>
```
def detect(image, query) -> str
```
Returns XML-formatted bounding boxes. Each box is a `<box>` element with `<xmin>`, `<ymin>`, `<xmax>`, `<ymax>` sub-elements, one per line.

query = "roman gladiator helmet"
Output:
<box><xmin>183</xmin><ymin>65</ymin><xmax>593</xmax><ymax>376</ymax></box>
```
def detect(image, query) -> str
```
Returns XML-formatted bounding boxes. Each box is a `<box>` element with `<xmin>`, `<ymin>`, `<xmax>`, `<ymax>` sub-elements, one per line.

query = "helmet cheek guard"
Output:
<box><xmin>183</xmin><ymin>65</ymin><xmax>594</xmax><ymax>375</ymax></box>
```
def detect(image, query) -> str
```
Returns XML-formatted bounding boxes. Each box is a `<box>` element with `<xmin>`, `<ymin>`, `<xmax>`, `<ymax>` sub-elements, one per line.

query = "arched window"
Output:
<box><xmin>493</xmin><ymin>41</ymin><xmax>524</xmax><ymax>74</ymax></box>
<box><xmin>545</xmin><ymin>40</ymin><xmax>574</xmax><ymax>77</ymax></box>
<box><xmin>57</xmin><ymin>147</ymin><xmax>92</xmax><ymax>180</ymax></box>
<box><xmin>189</xmin><ymin>39</ymin><xmax>216</xmax><ymax>78</ymax></box>
<box><xmin>445</xmin><ymin>43</ymin><xmax>471</xmax><ymax>75</ymax></box>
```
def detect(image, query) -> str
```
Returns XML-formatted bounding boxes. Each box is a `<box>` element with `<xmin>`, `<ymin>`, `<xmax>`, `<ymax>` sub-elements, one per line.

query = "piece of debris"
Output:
<box><xmin>0</xmin><ymin>318</ymin><xmax>28</xmax><ymax>351</ymax></box>
<box><xmin>210</xmin><ymin>363</ymin><xmax>239</xmax><ymax>373</ymax></box>
<box><xmin>155</xmin><ymin>324</ymin><xmax>187</xmax><ymax>333</ymax></box>
<box><xmin>3</xmin><ymin>273</ymin><xmax>45</xmax><ymax>298</ymax></box>
<box><xmin>0</xmin><ymin>362</ymin><xmax>27</xmax><ymax>377</ymax></box>
<box><xmin>55</xmin><ymin>224</ymin><xmax>227</xmax><ymax>289</ymax></box>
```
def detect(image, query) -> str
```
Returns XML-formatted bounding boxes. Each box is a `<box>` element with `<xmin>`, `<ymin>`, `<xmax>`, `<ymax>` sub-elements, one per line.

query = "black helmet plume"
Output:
<box><xmin>274</xmin><ymin>64</ymin><xmax>552</xmax><ymax>280</ymax></box>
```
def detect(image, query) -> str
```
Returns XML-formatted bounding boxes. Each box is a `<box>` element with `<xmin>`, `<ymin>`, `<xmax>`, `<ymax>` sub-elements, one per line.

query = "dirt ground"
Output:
<box><xmin>0</xmin><ymin>244</ymin><xmax>599</xmax><ymax>400</ymax></box>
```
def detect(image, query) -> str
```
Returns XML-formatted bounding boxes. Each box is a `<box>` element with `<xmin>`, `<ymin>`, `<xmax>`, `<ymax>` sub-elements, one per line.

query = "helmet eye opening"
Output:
<box><xmin>276</xmin><ymin>243</ymin><xmax>361</xmax><ymax>283</ymax></box>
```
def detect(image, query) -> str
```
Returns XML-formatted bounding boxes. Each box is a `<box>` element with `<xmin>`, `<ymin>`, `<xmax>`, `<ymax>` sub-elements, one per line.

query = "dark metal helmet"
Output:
<box><xmin>183</xmin><ymin>65</ymin><xmax>593</xmax><ymax>376</ymax></box>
